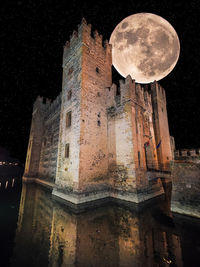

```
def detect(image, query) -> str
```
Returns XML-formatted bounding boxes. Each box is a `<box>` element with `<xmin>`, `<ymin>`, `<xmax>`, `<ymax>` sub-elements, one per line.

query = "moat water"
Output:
<box><xmin>0</xmin><ymin>177</ymin><xmax>200</xmax><ymax>267</ymax></box>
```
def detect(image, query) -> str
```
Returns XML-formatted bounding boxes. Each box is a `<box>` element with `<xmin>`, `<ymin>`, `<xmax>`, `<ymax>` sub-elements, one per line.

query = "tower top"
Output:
<box><xmin>63</xmin><ymin>17</ymin><xmax>111</xmax><ymax>54</ymax></box>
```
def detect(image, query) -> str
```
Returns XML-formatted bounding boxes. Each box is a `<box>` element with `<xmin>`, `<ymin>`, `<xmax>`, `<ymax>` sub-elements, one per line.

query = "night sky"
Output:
<box><xmin>1</xmin><ymin>0</ymin><xmax>200</xmax><ymax>162</ymax></box>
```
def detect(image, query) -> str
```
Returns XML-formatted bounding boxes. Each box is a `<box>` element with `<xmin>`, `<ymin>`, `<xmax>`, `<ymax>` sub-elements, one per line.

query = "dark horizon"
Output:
<box><xmin>1</xmin><ymin>0</ymin><xmax>200</xmax><ymax>162</ymax></box>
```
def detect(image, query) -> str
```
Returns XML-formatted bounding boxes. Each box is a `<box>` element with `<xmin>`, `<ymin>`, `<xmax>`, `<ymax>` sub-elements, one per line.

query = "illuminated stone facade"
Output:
<box><xmin>24</xmin><ymin>94</ymin><xmax>61</xmax><ymax>183</ymax></box>
<box><xmin>23</xmin><ymin>19</ymin><xmax>172</xmax><ymax>205</ymax></box>
<box><xmin>171</xmin><ymin>151</ymin><xmax>200</xmax><ymax>218</ymax></box>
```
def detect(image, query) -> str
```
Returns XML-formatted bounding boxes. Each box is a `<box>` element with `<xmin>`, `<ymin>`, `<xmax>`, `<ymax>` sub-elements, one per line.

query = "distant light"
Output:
<box><xmin>163</xmin><ymin>257</ymin><xmax>172</xmax><ymax>264</ymax></box>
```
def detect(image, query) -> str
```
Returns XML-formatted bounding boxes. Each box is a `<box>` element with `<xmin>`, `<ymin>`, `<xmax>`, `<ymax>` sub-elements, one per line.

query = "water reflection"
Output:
<box><xmin>0</xmin><ymin>178</ymin><xmax>22</xmax><ymax>267</ymax></box>
<box><xmin>10</xmin><ymin>183</ymin><xmax>200</xmax><ymax>267</ymax></box>
<box><xmin>0</xmin><ymin>177</ymin><xmax>21</xmax><ymax>191</ymax></box>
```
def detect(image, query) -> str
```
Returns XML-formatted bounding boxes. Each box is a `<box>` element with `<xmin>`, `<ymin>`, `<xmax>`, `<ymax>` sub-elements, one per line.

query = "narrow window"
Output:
<box><xmin>96</xmin><ymin>67</ymin><xmax>99</xmax><ymax>73</ymax></box>
<box><xmin>116</xmin><ymin>87</ymin><xmax>120</xmax><ymax>96</ymax></box>
<box><xmin>68</xmin><ymin>67</ymin><xmax>73</xmax><ymax>76</ymax></box>
<box><xmin>65</xmin><ymin>144</ymin><xmax>70</xmax><ymax>158</ymax></box>
<box><xmin>66</xmin><ymin>111</ymin><xmax>72</xmax><ymax>127</ymax></box>
<box><xmin>97</xmin><ymin>120</ymin><xmax>101</xmax><ymax>126</ymax></box>
<box><xmin>138</xmin><ymin>151</ymin><xmax>140</xmax><ymax>167</ymax></box>
<box><xmin>44</xmin><ymin>138</ymin><xmax>46</xmax><ymax>147</ymax></box>
<box><xmin>135</xmin><ymin>117</ymin><xmax>138</xmax><ymax>133</ymax></box>
<box><xmin>68</xmin><ymin>90</ymin><xmax>72</xmax><ymax>100</ymax></box>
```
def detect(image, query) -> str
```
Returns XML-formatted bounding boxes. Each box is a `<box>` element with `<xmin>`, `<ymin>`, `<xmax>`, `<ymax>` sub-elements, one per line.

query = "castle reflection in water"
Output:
<box><xmin>10</xmin><ymin>183</ymin><xmax>199</xmax><ymax>267</ymax></box>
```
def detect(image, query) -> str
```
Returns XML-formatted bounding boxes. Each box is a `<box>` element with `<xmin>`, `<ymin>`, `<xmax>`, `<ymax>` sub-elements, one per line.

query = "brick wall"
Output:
<box><xmin>79</xmin><ymin>19</ymin><xmax>112</xmax><ymax>190</ymax></box>
<box><xmin>151</xmin><ymin>81</ymin><xmax>172</xmax><ymax>169</ymax></box>
<box><xmin>171</xmin><ymin>160</ymin><xmax>200</xmax><ymax>218</ymax></box>
<box><xmin>38</xmin><ymin>94</ymin><xmax>61</xmax><ymax>182</ymax></box>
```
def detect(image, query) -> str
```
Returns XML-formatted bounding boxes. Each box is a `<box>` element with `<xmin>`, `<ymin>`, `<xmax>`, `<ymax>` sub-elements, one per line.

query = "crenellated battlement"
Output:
<box><xmin>175</xmin><ymin>148</ymin><xmax>200</xmax><ymax>158</ymax></box>
<box><xmin>80</xmin><ymin>18</ymin><xmax>111</xmax><ymax>52</ymax></box>
<box><xmin>33</xmin><ymin>93</ymin><xmax>61</xmax><ymax>117</ymax></box>
<box><xmin>110</xmin><ymin>76</ymin><xmax>153</xmax><ymax>111</ymax></box>
<box><xmin>150</xmin><ymin>80</ymin><xmax>166</xmax><ymax>104</ymax></box>
<box><xmin>34</xmin><ymin>96</ymin><xmax>51</xmax><ymax>105</ymax></box>
<box><xmin>106</xmin><ymin>83</ymin><xmax>117</xmax><ymax>108</ymax></box>
<box><xmin>136</xmin><ymin>83</ymin><xmax>145</xmax><ymax>104</ymax></box>
<box><xmin>45</xmin><ymin>93</ymin><xmax>61</xmax><ymax>113</ymax></box>
<box><xmin>33</xmin><ymin>96</ymin><xmax>51</xmax><ymax>113</ymax></box>
<box><xmin>63</xmin><ymin>18</ymin><xmax>111</xmax><ymax>67</ymax></box>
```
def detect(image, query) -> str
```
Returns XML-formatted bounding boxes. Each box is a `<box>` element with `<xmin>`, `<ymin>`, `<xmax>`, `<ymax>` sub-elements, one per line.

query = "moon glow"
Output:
<box><xmin>109</xmin><ymin>13</ymin><xmax>180</xmax><ymax>83</ymax></box>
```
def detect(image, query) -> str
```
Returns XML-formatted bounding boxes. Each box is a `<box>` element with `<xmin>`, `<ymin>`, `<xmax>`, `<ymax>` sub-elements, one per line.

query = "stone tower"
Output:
<box><xmin>151</xmin><ymin>81</ymin><xmax>172</xmax><ymax>169</ymax></box>
<box><xmin>106</xmin><ymin>77</ymin><xmax>163</xmax><ymax>203</ymax></box>
<box><xmin>54</xmin><ymin>18</ymin><xmax>112</xmax><ymax>200</ymax></box>
<box><xmin>24</xmin><ymin>96</ymin><xmax>46</xmax><ymax>177</ymax></box>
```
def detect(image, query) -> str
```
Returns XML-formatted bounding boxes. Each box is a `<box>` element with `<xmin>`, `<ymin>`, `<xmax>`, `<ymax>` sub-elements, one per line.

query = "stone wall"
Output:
<box><xmin>151</xmin><ymin>81</ymin><xmax>172</xmax><ymax>169</ymax></box>
<box><xmin>38</xmin><ymin>94</ymin><xmax>61</xmax><ymax>182</ymax></box>
<box><xmin>24</xmin><ymin>95</ymin><xmax>61</xmax><ymax>182</ymax></box>
<box><xmin>106</xmin><ymin>77</ymin><xmax>165</xmax><ymax>202</ymax></box>
<box><xmin>55</xmin><ymin>18</ymin><xmax>113</xmax><ymax>193</ymax></box>
<box><xmin>171</xmin><ymin>160</ymin><xmax>200</xmax><ymax>218</ymax></box>
<box><xmin>175</xmin><ymin>149</ymin><xmax>200</xmax><ymax>160</ymax></box>
<box><xmin>79</xmin><ymin>19</ymin><xmax>112</xmax><ymax>191</ymax></box>
<box><xmin>107</xmin><ymin>77</ymin><xmax>162</xmax><ymax>190</ymax></box>
<box><xmin>24</xmin><ymin>96</ymin><xmax>46</xmax><ymax>177</ymax></box>
<box><xmin>55</xmin><ymin>23</ymin><xmax>83</xmax><ymax>191</ymax></box>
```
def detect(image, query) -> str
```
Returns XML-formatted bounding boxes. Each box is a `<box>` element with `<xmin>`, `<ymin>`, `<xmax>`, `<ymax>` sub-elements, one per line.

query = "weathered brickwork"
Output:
<box><xmin>56</xmin><ymin>25</ymin><xmax>83</xmax><ymax>191</ymax></box>
<box><xmin>24</xmin><ymin>95</ymin><xmax>61</xmax><ymax>182</ymax></box>
<box><xmin>38</xmin><ymin>94</ymin><xmax>61</xmax><ymax>182</ymax></box>
<box><xmin>175</xmin><ymin>148</ymin><xmax>200</xmax><ymax>160</ymax></box>
<box><xmin>151</xmin><ymin>82</ymin><xmax>173</xmax><ymax>169</ymax></box>
<box><xmin>171</xmin><ymin>157</ymin><xmax>200</xmax><ymax>218</ymax></box>
<box><xmin>24</xmin><ymin>97</ymin><xmax>46</xmax><ymax>177</ymax></box>
<box><xmin>24</xmin><ymin>18</ymin><xmax>173</xmax><ymax>205</ymax></box>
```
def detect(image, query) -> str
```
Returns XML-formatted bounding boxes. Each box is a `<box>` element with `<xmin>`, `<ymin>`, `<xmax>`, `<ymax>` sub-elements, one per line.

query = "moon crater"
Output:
<box><xmin>109</xmin><ymin>13</ymin><xmax>180</xmax><ymax>83</ymax></box>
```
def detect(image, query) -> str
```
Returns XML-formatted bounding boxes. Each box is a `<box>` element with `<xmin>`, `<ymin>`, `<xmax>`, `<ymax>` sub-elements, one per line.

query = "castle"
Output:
<box><xmin>23</xmin><ymin>18</ymin><xmax>173</xmax><ymax>206</ymax></box>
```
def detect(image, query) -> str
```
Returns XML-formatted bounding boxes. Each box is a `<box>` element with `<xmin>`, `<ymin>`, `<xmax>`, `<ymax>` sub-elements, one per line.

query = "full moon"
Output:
<box><xmin>109</xmin><ymin>13</ymin><xmax>180</xmax><ymax>83</ymax></box>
